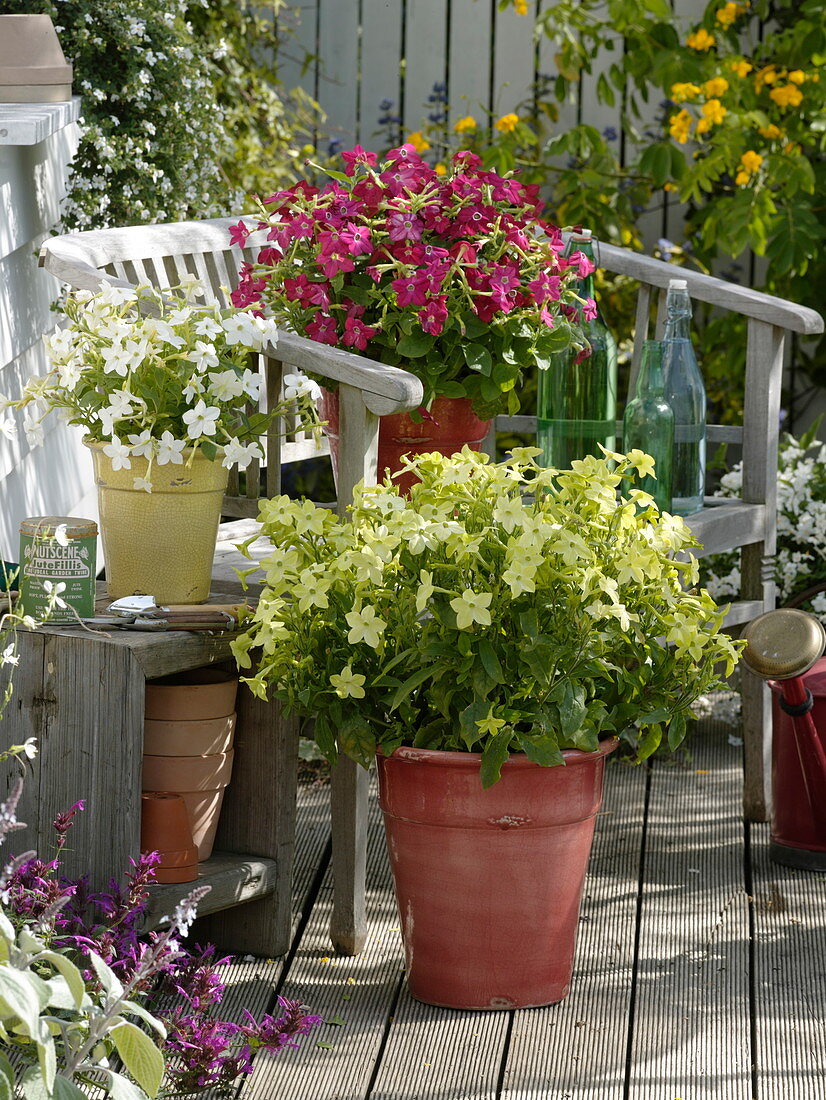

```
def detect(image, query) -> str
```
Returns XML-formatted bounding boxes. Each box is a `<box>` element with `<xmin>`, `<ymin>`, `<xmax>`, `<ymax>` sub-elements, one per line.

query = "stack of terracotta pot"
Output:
<box><xmin>140</xmin><ymin>668</ymin><xmax>238</xmax><ymax>883</ymax></box>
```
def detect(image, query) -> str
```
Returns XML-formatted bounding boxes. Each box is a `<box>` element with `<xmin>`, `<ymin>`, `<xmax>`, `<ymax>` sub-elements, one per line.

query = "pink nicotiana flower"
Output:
<box><xmin>342</xmin><ymin>316</ymin><xmax>378</xmax><ymax>351</ymax></box>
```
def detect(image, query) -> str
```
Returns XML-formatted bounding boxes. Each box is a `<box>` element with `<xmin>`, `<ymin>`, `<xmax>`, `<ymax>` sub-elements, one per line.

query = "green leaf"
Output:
<box><xmin>0</xmin><ymin>966</ymin><xmax>41</xmax><ymax>1034</ymax></box>
<box><xmin>105</xmin><ymin>1071</ymin><xmax>151</xmax><ymax>1100</ymax></box>
<box><xmin>326</xmin><ymin>1015</ymin><xmax>346</xmax><ymax>1026</ymax></box>
<box><xmin>0</xmin><ymin>913</ymin><xmax>14</xmax><ymax>946</ymax></box>
<box><xmin>40</xmin><ymin>951</ymin><xmax>85</xmax><ymax>1010</ymax></box>
<box><xmin>478</xmin><ymin>639</ymin><xmax>504</xmax><ymax>684</ymax></box>
<box><xmin>0</xmin><ymin>1052</ymin><xmax>14</xmax><ymax>1090</ymax></box>
<box><xmin>559</xmin><ymin>681</ymin><xmax>588</xmax><ymax>738</ymax></box>
<box><xmin>316</xmin><ymin>1041</ymin><xmax>335</xmax><ymax>1050</ymax></box>
<box><xmin>51</xmin><ymin>1078</ymin><xmax>92</xmax><ymax>1100</ymax></box>
<box><xmin>338</xmin><ymin>715</ymin><xmax>375</xmax><ymax>769</ymax></box>
<box><xmin>89</xmin><ymin>951</ymin><xmax>124</xmax><ymax>1000</ymax></box>
<box><xmin>520</xmin><ymin>732</ymin><xmax>565</xmax><ymax>768</ymax></box>
<box><xmin>36</xmin><ymin>1021</ymin><xmax>55</xmax><ymax>1096</ymax></box>
<box><xmin>480</xmin><ymin>728</ymin><xmax>513</xmax><ymax>788</ymax></box>
<box><xmin>459</xmin><ymin>699</ymin><xmax>490</xmax><ymax>749</ymax></box>
<box><xmin>120</xmin><ymin>999</ymin><xmax>167</xmax><ymax>1039</ymax></box>
<box><xmin>0</xmin><ymin>1071</ymin><xmax>11</xmax><ymax>1100</ymax></box>
<box><xmin>19</xmin><ymin>1067</ymin><xmax>49</xmax><ymax>1100</ymax></box>
<box><xmin>667</xmin><ymin>713</ymin><xmax>687</xmax><ymax>751</ymax></box>
<box><xmin>637</xmin><ymin>723</ymin><xmax>662</xmax><ymax>761</ymax></box>
<box><xmin>389</xmin><ymin>665</ymin><xmax>435</xmax><ymax>711</ymax></box>
<box><xmin>462</xmin><ymin>344</ymin><xmax>492</xmax><ymax>375</ymax></box>
<box><xmin>110</xmin><ymin>1021</ymin><xmax>164</xmax><ymax>1099</ymax></box>
<box><xmin>396</xmin><ymin>333</ymin><xmax>434</xmax><ymax>358</ymax></box>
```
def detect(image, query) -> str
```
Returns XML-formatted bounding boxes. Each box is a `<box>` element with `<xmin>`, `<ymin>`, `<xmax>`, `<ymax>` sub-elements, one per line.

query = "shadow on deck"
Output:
<box><xmin>195</xmin><ymin>724</ymin><xmax>826</xmax><ymax>1100</ymax></box>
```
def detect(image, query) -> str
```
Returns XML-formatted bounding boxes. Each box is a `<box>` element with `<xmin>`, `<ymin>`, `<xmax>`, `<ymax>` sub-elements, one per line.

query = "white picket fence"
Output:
<box><xmin>276</xmin><ymin>0</ymin><xmax>708</xmax><ymax>250</ymax></box>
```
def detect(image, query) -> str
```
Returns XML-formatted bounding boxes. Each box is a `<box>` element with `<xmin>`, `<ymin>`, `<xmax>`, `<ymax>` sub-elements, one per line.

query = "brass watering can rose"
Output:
<box><xmin>742</xmin><ymin>608</ymin><xmax>826</xmax><ymax>681</ymax></box>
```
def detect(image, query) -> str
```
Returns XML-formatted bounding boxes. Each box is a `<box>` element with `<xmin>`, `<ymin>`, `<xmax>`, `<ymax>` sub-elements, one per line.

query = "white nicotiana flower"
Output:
<box><xmin>188</xmin><ymin>340</ymin><xmax>220</xmax><ymax>372</ymax></box>
<box><xmin>194</xmin><ymin>316</ymin><xmax>223</xmax><ymax>340</ymax></box>
<box><xmin>143</xmin><ymin>317</ymin><xmax>186</xmax><ymax>349</ymax></box>
<box><xmin>241</xmin><ymin>368</ymin><xmax>262</xmax><ymax>401</ymax></box>
<box><xmin>127</xmin><ymin>429</ymin><xmax>154</xmax><ymax>459</ymax></box>
<box><xmin>100</xmin><ymin>344</ymin><xmax>130</xmax><ymax>377</ymax></box>
<box><xmin>208</xmin><ymin>369</ymin><xmax>245</xmax><ymax>401</ymax></box>
<box><xmin>133</xmin><ymin>476</ymin><xmax>153</xmax><ymax>493</ymax></box>
<box><xmin>222</xmin><ymin>438</ymin><xmax>264</xmax><ymax>470</ymax></box>
<box><xmin>0</xmin><ymin>415</ymin><xmax>16</xmax><ymax>440</ymax></box>
<box><xmin>183</xmin><ymin>376</ymin><xmax>206</xmax><ymax>402</ymax></box>
<box><xmin>96</xmin><ymin>284</ymin><xmax>136</xmax><ymax>308</ymax></box>
<box><xmin>43</xmin><ymin>580</ymin><xmax>67</xmax><ymax>609</ymax></box>
<box><xmin>182</xmin><ymin>399</ymin><xmax>220</xmax><ymax>439</ymax></box>
<box><xmin>178</xmin><ymin>274</ymin><xmax>205</xmax><ymax>300</ymax></box>
<box><xmin>103</xmin><ymin>436</ymin><xmax>132</xmax><ymax>471</ymax></box>
<box><xmin>54</xmin><ymin>524</ymin><xmax>69</xmax><ymax>547</ymax></box>
<box><xmin>156</xmin><ymin>431</ymin><xmax>186</xmax><ymax>466</ymax></box>
<box><xmin>23</xmin><ymin>411</ymin><xmax>45</xmax><ymax>448</ymax></box>
<box><xmin>283</xmin><ymin>372</ymin><xmax>321</xmax><ymax>402</ymax></box>
<box><xmin>1</xmin><ymin>644</ymin><xmax>19</xmax><ymax>668</ymax></box>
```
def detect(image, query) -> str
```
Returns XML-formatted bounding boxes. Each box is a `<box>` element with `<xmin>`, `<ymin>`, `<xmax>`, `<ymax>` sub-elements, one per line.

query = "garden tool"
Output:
<box><xmin>742</xmin><ymin>607</ymin><xmax>826</xmax><ymax>870</ymax></box>
<box><xmin>55</xmin><ymin>600</ymin><xmax>250</xmax><ymax>632</ymax></box>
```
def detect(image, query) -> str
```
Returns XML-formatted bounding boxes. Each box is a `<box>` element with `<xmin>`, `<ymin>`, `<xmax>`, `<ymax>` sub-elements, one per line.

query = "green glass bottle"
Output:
<box><xmin>537</xmin><ymin>229</ymin><xmax>618</xmax><ymax>469</ymax></box>
<box><xmin>662</xmin><ymin>278</ymin><xmax>707</xmax><ymax>515</ymax></box>
<box><xmin>622</xmin><ymin>340</ymin><xmax>674</xmax><ymax>511</ymax></box>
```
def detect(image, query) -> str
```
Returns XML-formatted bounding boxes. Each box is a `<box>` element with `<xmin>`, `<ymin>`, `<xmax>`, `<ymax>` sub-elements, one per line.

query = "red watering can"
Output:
<box><xmin>742</xmin><ymin>608</ymin><xmax>826</xmax><ymax>870</ymax></box>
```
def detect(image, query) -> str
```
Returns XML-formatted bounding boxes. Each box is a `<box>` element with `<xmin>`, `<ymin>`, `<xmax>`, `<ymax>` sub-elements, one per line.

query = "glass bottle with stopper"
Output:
<box><xmin>537</xmin><ymin>229</ymin><xmax>618</xmax><ymax>469</ymax></box>
<box><xmin>662</xmin><ymin>278</ymin><xmax>707</xmax><ymax>515</ymax></box>
<box><xmin>622</xmin><ymin>340</ymin><xmax>673</xmax><ymax>512</ymax></box>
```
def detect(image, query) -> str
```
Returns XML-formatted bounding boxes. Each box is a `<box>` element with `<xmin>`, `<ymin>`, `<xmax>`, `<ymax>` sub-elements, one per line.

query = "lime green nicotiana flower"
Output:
<box><xmin>330</xmin><ymin>666</ymin><xmax>367</xmax><ymax>699</ymax></box>
<box><xmin>345</xmin><ymin>606</ymin><xmax>386</xmax><ymax>648</ymax></box>
<box><xmin>450</xmin><ymin>589</ymin><xmax>493</xmax><ymax>630</ymax></box>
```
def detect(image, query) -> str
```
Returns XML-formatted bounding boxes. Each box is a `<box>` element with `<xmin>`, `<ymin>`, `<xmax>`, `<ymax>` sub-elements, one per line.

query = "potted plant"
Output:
<box><xmin>229</xmin><ymin>144</ymin><xmax>591</xmax><ymax>491</ymax></box>
<box><xmin>232</xmin><ymin>446</ymin><xmax>742</xmax><ymax>1009</ymax></box>
<box><xmin>7</xmin><ymin>278</ymin><xmax>321</xmax><ymax>603</ymax></box>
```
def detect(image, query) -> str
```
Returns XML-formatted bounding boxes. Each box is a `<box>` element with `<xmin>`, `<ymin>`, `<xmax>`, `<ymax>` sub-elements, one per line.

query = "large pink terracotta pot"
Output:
<box><xmin>376</xmin><ymin>739</ymin><xmax>617</xmax><ymax>1009</ymax></box>
<box><xmin>319</xmin><ymin>391</ymin><xmax>492</xmax><ymax>496</ymax></box>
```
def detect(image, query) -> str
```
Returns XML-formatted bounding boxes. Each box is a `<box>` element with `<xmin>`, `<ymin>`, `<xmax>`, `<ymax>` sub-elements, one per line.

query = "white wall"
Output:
<box><xmin>0</xmin><ymin>100</ymin><xmax>98</xmax><ymax>564</ymax></box>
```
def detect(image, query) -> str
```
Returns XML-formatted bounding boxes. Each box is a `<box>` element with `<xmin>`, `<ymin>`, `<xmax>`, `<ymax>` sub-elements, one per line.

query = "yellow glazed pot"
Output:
<box><xmin>87</xmin><ymin>440</ymin><xmax>228</xmax><ymax>604</ymax></box>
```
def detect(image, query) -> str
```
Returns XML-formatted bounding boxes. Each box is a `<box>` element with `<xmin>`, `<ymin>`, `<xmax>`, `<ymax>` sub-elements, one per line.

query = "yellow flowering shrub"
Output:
<box><xmin>769</xmin><ymin>83</ymin><xmax>804</xmax><ymax>108</ymax></box>
<box><xmin>686</xmin><ymin>28</ymin><xmax>715</xmax><ymax>50</ymax></box>
<box><xmin>494</xmin><ymin>112</ymin><xmax>520</xmax><ymax>133</ymax></box>
<box><xmin>453</xmin><ymin>115</ymin><xmax>478</xmax><ymax>134</ymax></box>
<box><xmin>234</xmin><ymin>449</ymin><xmax>741</xmax><ymax>785</ymax></box>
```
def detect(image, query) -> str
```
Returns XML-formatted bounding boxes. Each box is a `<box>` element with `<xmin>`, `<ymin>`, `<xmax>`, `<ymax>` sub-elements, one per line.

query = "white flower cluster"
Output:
<box><xmin>7</xmin><ymin>281</ymin><xmax>320</xmax><ymax>494</ymax></box>
<box><xmin>703</xmin><ymin>431</ymin><xmax>826</xmax><ymax>618</ymax></box>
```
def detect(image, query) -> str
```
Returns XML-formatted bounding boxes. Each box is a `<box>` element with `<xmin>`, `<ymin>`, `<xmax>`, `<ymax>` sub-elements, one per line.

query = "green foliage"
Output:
<box><xmin>7</xmin><ymin>1</ymin><xmax>324</xmax><ymax>230</ymax></box>
<box><xmin>235</xmin><ymin>448</ymin><xmax>742</xmax><ymax>786</ymax></box>
<box><xmin>6</xmin><ymin>0</ymin><xmax>226</xmax><ymax>229</ymax></box>
<box><xmin>449</xmin><ymin>0</ymin><xmax>826</xmax><ymax>414</ymax></box>
<box><xmin>184</xmin><ymin>1</ymin><xmax>326</xmax><ymax>202</ymax></box>
<box><xmin>0</xmin><ymin>878</ymin><xmax>167</xmax><ymax>1099</ymax></box>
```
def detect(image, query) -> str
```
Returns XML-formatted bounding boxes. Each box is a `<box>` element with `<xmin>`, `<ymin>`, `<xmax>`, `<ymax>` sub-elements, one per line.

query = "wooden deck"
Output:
<box><xmin>193</xmin><ymin>725</ymin><xmax>826</xmax><ymax>1099</ymax></box>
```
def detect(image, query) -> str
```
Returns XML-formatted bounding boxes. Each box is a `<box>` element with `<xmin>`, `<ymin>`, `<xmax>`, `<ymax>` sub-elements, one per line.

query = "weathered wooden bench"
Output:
<box><xmin>36</xmin><ymin>216</ymin><xmax>824</xmax><ymax>961</ymax></box>
<box><xmin>490</xmin><ymin>243</ymin><xmax>824</xmax><ymax>821</ymax></box>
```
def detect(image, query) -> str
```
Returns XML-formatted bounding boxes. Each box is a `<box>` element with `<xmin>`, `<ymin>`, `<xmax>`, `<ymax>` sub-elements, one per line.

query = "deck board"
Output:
<box><xmin>501</xmin><ymin>758</ymin><xmax>647</xmax><ymax>1099</ymax></box>
<box><xmin>751</xmin><ymin>821</ymin><xmax>826</xmax><ymax>1098</ymax></box>
<box><xmin>171</xmin><ymin>726</ymin><xmax>826</xmax><ymax>1100</ymax></box>
<box><xmin>627</xmin><ymin>732</ymin><xmax>752</xmax><ymax>1099</ymax></box>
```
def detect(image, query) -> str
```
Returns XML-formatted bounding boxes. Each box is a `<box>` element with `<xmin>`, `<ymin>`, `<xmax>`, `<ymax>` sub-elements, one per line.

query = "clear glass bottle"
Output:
<box><xmin>537</xmin><ymin>230</ymin><xmax>618</xmax><ymax>469</ymax></box>
<box><xmin>662</xmin><ymin>278</ymin><xmax>707</xmax><ymax>515</ymax></box>
<box><xmin>622</xmin><ymin>340</ymin><xmax>673</xmax><ymax>511</ymax></box>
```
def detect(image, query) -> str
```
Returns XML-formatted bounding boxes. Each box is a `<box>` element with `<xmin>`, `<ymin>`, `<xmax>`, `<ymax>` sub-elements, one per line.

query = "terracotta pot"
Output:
<box><xmin>87</xmin><ymin>440</ymin><xmax>228</xmax><ymax>604</ymax></box>
<box><xmin>142</xmin><ymin>750</ymin><xmax>234</xmax><ymax>861</ymax></box>
<box><xmin>145</xmin><ymin>669</ymin><xmax>238</xmax><ymax>721</ymax></box>
<box><xmin>376</xmin><ymin>739</ymin><xmax>617</xmax><ymax>1009</ymax></box>
<box><xmin>144</xmin><ymin>714</ymin><xmax>236</xmax><ymax>757</ymax></box>
<box><xmin>319</xmin><ymin>391</ymin><xmax>492</xmax><ymax>496</ymax></box>
<box><xmin>140</xmin><ymin>793</ymin><xmax>198</xmax><ymax>884</ymax></box>
<box><xmin>0</xmin><ymin>15</ymin><xmax>73</xmax><ymax>103</ymax></box>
